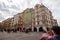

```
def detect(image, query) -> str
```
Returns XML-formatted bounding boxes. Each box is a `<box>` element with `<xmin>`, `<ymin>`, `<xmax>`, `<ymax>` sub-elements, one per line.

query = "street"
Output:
<box><xmin>0</xmin><ymin>32</ymin><xmax>43</xmax><ymax>40</ymax></box>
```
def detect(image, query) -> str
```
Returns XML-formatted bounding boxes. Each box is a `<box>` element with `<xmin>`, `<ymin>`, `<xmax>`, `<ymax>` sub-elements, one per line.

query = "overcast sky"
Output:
<box><xmin>0</xmin><ymin>0</ymin><xmax>60</xmax><ymax>26</ymax></box>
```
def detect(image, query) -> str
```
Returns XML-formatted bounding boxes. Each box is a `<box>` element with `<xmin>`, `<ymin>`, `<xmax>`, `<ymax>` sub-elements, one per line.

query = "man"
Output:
<box><xmin>51</xmin><ymin>26</ymin><xmax>60</xmax><ymax>40</ymax></box>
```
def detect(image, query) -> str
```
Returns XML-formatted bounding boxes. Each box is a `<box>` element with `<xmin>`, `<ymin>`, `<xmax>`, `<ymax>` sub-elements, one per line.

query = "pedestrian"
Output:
<box><xmin>40</xmin><ymin>27</ymin><xmax>53</xmax><ymax>40</ymax></box>
<box><xmin>51</xmin><ymin>26</ymin><xmax>60</xmax><ymax>40</ymax></box>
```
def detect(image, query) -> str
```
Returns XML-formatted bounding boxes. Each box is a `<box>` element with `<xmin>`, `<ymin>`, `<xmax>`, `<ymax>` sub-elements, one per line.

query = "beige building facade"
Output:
<box><xmin>13</xmin><ymin>13</ymin><xmax>23</xmax><ymax>31</ymax></box>
<box><xmin>52</xmin><ymin>19</ymin><xmax>58</xmax><ymax>26</ymax></box>
<box><xmin>32</xmin><ymin>4</ymin><xmax>57</xmax><ymax>32</ymax></box>
<box><xmin>1</xmin><ymin>4</ymin><xmax>58</xmax><ymax>32</ymax></box>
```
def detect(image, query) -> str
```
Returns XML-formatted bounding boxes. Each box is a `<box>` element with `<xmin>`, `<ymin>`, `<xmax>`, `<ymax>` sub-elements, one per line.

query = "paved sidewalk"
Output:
<box><xmin>0</xmin><ymin>32</ymin><xmax>43</xmax><ymax>40</ymax></box>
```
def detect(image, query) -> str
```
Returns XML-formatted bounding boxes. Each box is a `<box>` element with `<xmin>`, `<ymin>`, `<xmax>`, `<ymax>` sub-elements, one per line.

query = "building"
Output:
<box><xmin>13</xmin><ymin>13</ymin><xmax>23</xmax><ymax>31</ymax></box>
<box><xmin>13</xmin><ymin>14</ymin><xmax>19</xmax><ymax>30</ymax></box>
<box><xmin>17</xmin><ymin>13</ymin><xmax>23</xmax><ymax>31</ymax></box>
<box><xmin>1</xmin><ymin>18</ymin><xmax>12</xmax><ymax>30</ymax></box>
<box><xmin>32</xmin><ymin>4</ymin><xmax>55</xmax><ymax>32</ymax></box>
<box><xmin>0</xmin><ymin>22</ymin><xmax>2</xmax><ymax>29</ymax></box>
<box><xmin>52</xmin><ymin>19</ymin><xmax>58</xmax><ymax>26</ymax></box>
<box><xmin>10</xmin><ymin>17</ymin><xmax>14</xmax><ymax>29</ymax></box>
<box><xmin>23</xmin><ymin>8</ymin><xmax>33</xmax><ymax>31</ymax></box>
<box><xmin>1</xmin><ymin>21</ymin><xmax>5</xmax><ymax>29</ymax></box>
<box><xmin>0</xmin><ymin>4</ymin><xmax>58</xmax><ymax>32</ymax></box>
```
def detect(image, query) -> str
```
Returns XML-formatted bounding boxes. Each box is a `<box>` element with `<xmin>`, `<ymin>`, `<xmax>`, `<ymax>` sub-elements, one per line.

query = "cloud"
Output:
<box><xmin>0</xmin><ymin>13</ymin><xmax>4</xmax><ymax>22</ymax></box>
<box><xmin>9</xmin><ymin>5</ymin><xmax>20</xmax><ymax>10</ymax></box>
<box><xmin>7</xmin><ymin>0</ymin><xmax>13</xmax><ymax>2</ymax></box>
<box><xmin>0</xmin><ymin>2</ymin><xmax>9</xmax><ymax>11</ymax></box>
<box><xmin>0</xmin><ymin>0</ymin><xmax>21</xmax><ymax>20</ymax></box>
<box><xmin>0</xmin><ymin>0</ymin><xmax>60</xmax><ymax>26</ymax></box>
<box><xmin>42</xmin><ymin>0</ymin><xmax>60</xmax><ymax>26</ymax></box>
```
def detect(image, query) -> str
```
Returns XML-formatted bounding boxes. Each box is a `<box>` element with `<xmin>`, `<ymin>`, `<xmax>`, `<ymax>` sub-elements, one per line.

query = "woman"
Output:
<box><xmin>40</xmin><ymin>28</ymin><xmax>53</xmax><ymax>40</ymax></box>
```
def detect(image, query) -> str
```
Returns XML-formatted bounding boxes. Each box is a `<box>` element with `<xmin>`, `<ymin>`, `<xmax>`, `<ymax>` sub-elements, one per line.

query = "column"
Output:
<box><xmin>32</xmin><ymin>27</ymin><xmax>34</xmax><ymax>32</ymax></box>
<box><xmin>37</xmin><ymin>27</ymin><xmax>39</xmax><ymax>32</ymax></box>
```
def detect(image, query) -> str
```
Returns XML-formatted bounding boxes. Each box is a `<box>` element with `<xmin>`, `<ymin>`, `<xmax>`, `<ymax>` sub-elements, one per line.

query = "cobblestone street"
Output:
<box><xmin>0</xmin><ymin>32</ymin><xmax>43</xmax><ymax>40</ymax></box>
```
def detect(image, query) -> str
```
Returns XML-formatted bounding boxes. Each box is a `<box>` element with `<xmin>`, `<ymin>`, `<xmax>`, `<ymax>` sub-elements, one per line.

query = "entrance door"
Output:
<box><xmin>34</xmin><ymin>27</ymin><xmax>37</xmax><ymax>32</ymax></box>
<box><xmin>39</xmin><ymin>27</ymin><xmax>43</xmax><ymax>32</ymax></box>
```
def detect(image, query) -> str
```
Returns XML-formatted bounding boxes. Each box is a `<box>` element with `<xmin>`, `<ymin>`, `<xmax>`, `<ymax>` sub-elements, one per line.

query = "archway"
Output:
<box><xmin>39</xmin><ymin>27</ymin><xmax>43</xmax><ymax>32</ymax></box>
<box><xmin>46</xmin><ymin>27</ymin><xmax>50</xmax><ymax>31</ymax></box>
<box><xmin>17</xmin><ymin>27</ymin><xmax>22</xmax><ymax>31</ymax></box>
<box><xmin>22</xmin><ymin>28</ymin><xmax>25</xmax><ymax>32</ymax></box>
<box><xmin>34</xmin><ymin>27</ymin><xmax>37</xmax><ymax>32</ymax></box>
<box><xmin>28</xmin><ymin>28</ymin><xmax>32</xmax><ymax>32</ymax></box>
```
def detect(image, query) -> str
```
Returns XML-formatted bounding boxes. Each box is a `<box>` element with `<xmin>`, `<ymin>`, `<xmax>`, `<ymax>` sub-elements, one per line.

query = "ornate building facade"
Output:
<box><xmin>1</xmin><ymin>4</ymin><xmax>58</xmax><ymax>32</ymax></box>
<box><xmin>32</xmin><ymin>4</ymin><xmax>57</xmax><ymax>32</ymax></box>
